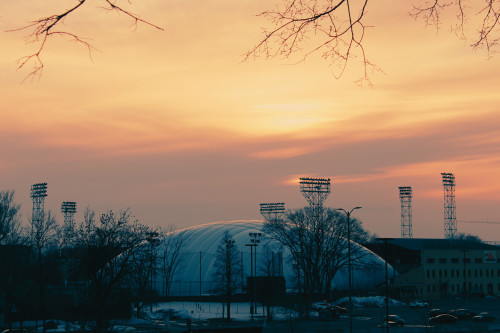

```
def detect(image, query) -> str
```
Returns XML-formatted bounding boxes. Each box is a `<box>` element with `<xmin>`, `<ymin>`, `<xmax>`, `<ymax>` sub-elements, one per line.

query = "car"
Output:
<box><xmin>428</xmin><ymin>309</ymin><xmax>447</xmax><ymax>318</ymax></box>
<box><xmin>449</xmin><ymin>309</ymin><xmax>477</xmax><ymax>320</ymax></box>
<box><xmin>333</xmin><ymin>305</ymin><xmax>348</xmax><ymax>314</ymax></box>
<box><xmin>312</xmin><ymin>301</ymin><xmax>331</xmax><ymax>311</ymax></box>
<box><xmin>429</xmin><ymin>314</ymin><xmax>458</xmax><ymax>324</ymax></box>
<box><xmin>378</xmin><ymin>321</ymin><xmax>399</xmax><ymax>328</ymax></box>
<box><xmin>410</xmin><ymin>300</ymin><xmax>428</xmax><ymax>308</ymax></box>
<box><xmin>383</xmin><ymin>315</ymin><xmax>405</xmax><ymax>326</ymax></box>
<box><xmin>473</xmin><ymin>312</ymin><xmax>495</xmax><ymax>322</ymax></box>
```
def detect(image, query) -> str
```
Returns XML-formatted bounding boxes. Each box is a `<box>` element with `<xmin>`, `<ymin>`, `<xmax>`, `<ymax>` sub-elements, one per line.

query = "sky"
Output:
<box><xmin>1</xmin><ymin>0</ymin><xmax>500</xmax><ymax>241</ymax></box>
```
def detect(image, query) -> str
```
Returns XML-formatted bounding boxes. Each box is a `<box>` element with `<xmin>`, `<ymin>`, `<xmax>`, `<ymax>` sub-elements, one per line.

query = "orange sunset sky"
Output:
<box><xmin>1</xmin><ymin>0</ymin><xmax>500</xmax><ymax>240</ymax></box>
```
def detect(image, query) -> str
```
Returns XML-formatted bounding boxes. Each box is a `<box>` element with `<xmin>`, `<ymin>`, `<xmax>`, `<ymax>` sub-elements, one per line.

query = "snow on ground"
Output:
<box><xmin>334</xmin><ymin>296</ymin><xmax>406</xmax><ymax>308</ymax></box>
<box><xmin>146</xmin><ymin>301</ymin><xmax>301</xmax><ymax>322</ymax></box>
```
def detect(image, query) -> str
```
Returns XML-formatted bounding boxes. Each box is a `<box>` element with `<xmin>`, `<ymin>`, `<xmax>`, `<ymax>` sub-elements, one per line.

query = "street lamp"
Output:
<box><xmin>224</xmin><ymin>239</ymin><xmax>235</xmax><ymax>320</ymax></box>
<box><xmin>245</xmin><ymin>232</ymin><xmax>261</xmax><ymax>320</ymax></box>
<box><xmin>376</xmin><ymin>238</ymin><xmax>394</xmax><ymax>333</ymax></box>
<box><xmin>337</xmin><ymin>206</ymin><xmax>361</xmax><ymax>333</ymax></box>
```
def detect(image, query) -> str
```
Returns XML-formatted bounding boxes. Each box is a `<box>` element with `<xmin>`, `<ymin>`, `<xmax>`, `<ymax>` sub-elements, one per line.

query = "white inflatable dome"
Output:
<box><xmin>153</xmin><ymin>220</ymin><xmax>391</xmax><ymax>296</ymax></box>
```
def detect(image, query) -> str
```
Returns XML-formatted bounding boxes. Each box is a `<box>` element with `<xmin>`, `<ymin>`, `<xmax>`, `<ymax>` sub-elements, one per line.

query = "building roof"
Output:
<box><xmin>385</xmin><ymin>238</ymin><xmax>500</xmax><ymax>251</ymax></box>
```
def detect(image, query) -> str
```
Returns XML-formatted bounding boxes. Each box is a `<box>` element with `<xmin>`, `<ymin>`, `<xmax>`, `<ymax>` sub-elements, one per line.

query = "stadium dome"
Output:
<box><xmin>153</xmin><ymin>220</ymin><xmax>391</xmax><ymax>296</ymax></box>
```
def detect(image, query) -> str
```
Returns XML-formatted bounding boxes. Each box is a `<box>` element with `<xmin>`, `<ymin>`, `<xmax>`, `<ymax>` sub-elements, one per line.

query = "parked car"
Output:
<box><xmin>410</xmin><ymin>300</ymin><xmax>428</xmax><ymax>308</ymax></box>
<box><xmin>429</xmin><ymin>309</ymin><xmax>447</xmax><ymax>318</ymax></box>
<box><xmin>333</xmin><ymin>305</ymin><xmax>348</xmax><ymax>314</ymax></box>
<box><xmin>378</xmin><ymin>321</ymin><xmax>400</xmax><ymax>328</ymax></box>
<box><xmin>473</xmin><ymin>312</ymin><xmax>495</xmax><ymax>322</ymax></box>
<box><xmin>383</xmin><ymin>315</ymin><xmax>405</xmax><ymax>326</ymax></box>
<box><xmin>429</xmin><ymin>314</ymin><xmax>458</xmax><ymax>324</ymax></box>
<box><xmin>449</xmin><ymin>309</ymin><xmax>477</xmax><ymax>320</ymax></box>
<box><xmin>312</xmin><ymin>301</ymin><xmax>331</xmax><ymax>311</ymax></box>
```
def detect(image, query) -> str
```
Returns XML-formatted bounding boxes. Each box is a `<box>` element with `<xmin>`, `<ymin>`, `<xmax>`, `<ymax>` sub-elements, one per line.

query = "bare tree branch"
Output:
<box><xmin>411</xmin><ymin>0</ymin><xmax>500</xmax><ymax>54</ymax></box>
<box><xmin>245</xmin><ymin>0</ymin><xmax>380</xmax><ymax>85</ymax></box>
<box><xmin>7</xmin><ymin>0</ymin><xmax>163</xmax><ymax>81</ymax></box>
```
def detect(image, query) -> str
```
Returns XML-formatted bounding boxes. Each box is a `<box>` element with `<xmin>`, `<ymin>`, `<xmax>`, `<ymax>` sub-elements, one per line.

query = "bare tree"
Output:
<box><xmin>72</xmin><ymin>208</ymin><xmax>152</xmax><ymax>333</ymax></box>
<box><xmin>8</xmin><ymin>0</ymin><xmax>163</xmax><ymax>81</ymax></box>
<box><xmin>213</xmin><ymin>232</ymin><xmax>241</xmax><ymax>321</ymax></box>
<box><xmin>28</xmin><ymin>210</ymin><xmax>59</xmax><ymax>333</ymax></box>
<box><xmin>263</xmin><ymin>207</ymin><xmax>373</xmax><ymax>309</ymax></box>
<box><xmin>0</xmin><ymin>190</ymin><xmax>22</xmax><ymax>245</ymax></box>
<box><xmin>159</xmin><ymin>227</ymin><xmax>189</xmax><ymax>298</ymax></box>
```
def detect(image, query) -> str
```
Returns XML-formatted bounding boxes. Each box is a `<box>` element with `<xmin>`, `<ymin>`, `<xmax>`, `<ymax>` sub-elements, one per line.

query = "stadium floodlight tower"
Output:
<box><xmin>259</xmin><ymin>202</ymin><xmax>285</xmax><ymax>223</ymax></box>
<box><xmin>299</xmin><ymin>177</ymin><xmax>331</xmax><ymax>208</ymax></box>
<box><xmin>399</xmin><ymin>186</ymin><xmax>413</xmax><ymax>238</ymax></box>
<box><xmin>31</xmin><ymin>182</ymin><xmax>48</xmax><ymax>232</ymax></box>
<box><xmin>441</xmin><ymin>173</ymin><xmax>457</xmax><ymax>239</ymax></box>
<box><xmin>61</xmin><ymin>201</ymin><xmax>77</xmax><ymax>233</ymax></box>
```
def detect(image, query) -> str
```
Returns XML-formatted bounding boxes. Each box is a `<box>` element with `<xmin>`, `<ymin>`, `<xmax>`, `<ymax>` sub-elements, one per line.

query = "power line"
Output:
<box><xmin>457</xmin><ymin>220</ymin><xmax>500</xmax><ymax>225</ymax></box>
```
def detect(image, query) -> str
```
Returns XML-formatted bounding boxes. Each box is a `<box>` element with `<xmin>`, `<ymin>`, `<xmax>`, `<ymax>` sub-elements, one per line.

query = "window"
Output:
<box><xmin>427</xmin><ymin>258</ymin><xmax>435</xmax><ymax>264</ymax></box>
<box><xmin>445</xmin><ymin>270</ymin><xmax>448</xmax><ymax>278</ymax></box>
<box><xmin>465</xmin><ymin>258</ymin><xmax>471</xmax><ymax>263</ymax></box>
<box><xmin>457</xmin><ymin>270</ymin><xmax>460</xmax><ymax>277</ymax></box>
<box><xmin>451</xmin><ymin>270</ymin><xmax>454</xmax><ymax>277</ymax></box>
<box><xmin>451</xmin><ymin>284</ymin><xmax>455</xmax><ymax>292</ymax></box>
<box><xmin>475</xmin><ymin>258</ymin><xmax>482</xmax><ymax>263</ymax></box>
<box><xmin>451</xmin><ymin>258</ymin><xmax>459</xmax><ymax>263</ymax></box>
<box><xmin>475</xmin><ymin>270</ymin><xmax>478</xmax><ymax>277</ymax></box>
<box><xmin>457</xmin><ymin>284</ymin><xmax>460</xmax><ymax>292</ymax></box>
<box><xmin>480</xmin><ymin>270</ymin><xmax>482</xmax><ymax>277</ymax></box>
<box><xmin>497</xmin><ymin>284</ymin><xmax>500</xmax><ymax>292</ymax></box>
<box><xmin>432</xmin><ymin>270</ymin><xmax>436</xmax><ymax>278</ymax></box>
<box><xmin>468</xmin><ymin>270</ymin><xmax>471</xmax><ymax>277</ymax></box>
<box><xmin>432</xmin><ymin>285</ymin><xmax>436</xmax><ymax>292</ymax></box>
<box><xmin>427</xmin><ymin>270</ymin><xmax>430</xmax><ymax>278</ymax></box>
<box><xmin>439</xmin><ymin>270</ymin><xmax>442</xmax><ymax>278</ymax></box>
<box><xmin>486</xmin><ymin>270</ymin><xmax>489</xmax><ymax>277</ymax></box>
<box><xmin>439</xmin><ymin>258</ymin><xmax>447</xmax><ymax>264</ymax></box>
<box><xmin>427</xmin><ymin>285</ymin><xmax>431</xmax><ymax>293</ymax></box>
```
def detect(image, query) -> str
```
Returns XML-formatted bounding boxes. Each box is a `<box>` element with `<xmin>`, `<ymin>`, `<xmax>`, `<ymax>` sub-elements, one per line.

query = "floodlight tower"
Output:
<box><xmin>259</xmin><ymin>202</ymin><xmax>285</xmax><ymax>223</ymax></box>
<box><xmin>299</xmin><ymin>177</ymin><xmax>331</xmax><ymax>208</ymax></box>
<box><xmin>30</xmin><ymin>182</ymin><xmax>48</xmax><ymax>231</ymax></box>
<box><xmin>441</xmin><ymin>173</ymin><xmax>457</xmax><ymax>239</ymax></box>
<box><xmin>399</xmin><ymin>186</ymin><xmax>413</xmax><ymax>238</ymax></box>
<box><xmin>61</xmin><ymin>201</ymin><xmax>77</xmax><ymax>233</ymax></box>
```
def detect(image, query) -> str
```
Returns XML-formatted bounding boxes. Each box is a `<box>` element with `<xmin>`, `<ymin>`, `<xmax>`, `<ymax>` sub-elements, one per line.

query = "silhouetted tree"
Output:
<box><xmin>264</xmin><ymin>207</ymin><xmax>373</xmax><ymax>309</ymax></box>
<box><xmin>28</xmin><ymin>210</ymin><xmax>59</xmax><ymax>333</ymax></box>
<box><xmin>71</xmin><ymin>208</ymin><xmax>152</xmax><ymax>333</ymax></box>
<box><xmin>213</xmin><ymin>232</ymin><xmax>241</xmax><ymax>321</ymax></box>
<box><xmin>0</xmin><ymin>190</ymin><xmax>22</xmax><ymax>244</ymax></box>
<box><xmin>159</xmin><ymin>227</ymin><xmax>189</xmax><ymax>298</ymax></box>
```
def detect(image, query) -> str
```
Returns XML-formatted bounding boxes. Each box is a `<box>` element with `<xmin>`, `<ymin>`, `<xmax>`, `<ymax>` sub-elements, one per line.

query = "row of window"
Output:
<box><xmin>426</xmin><ymin>257</ymin><xmax>488</xmax><ymax>264</ymax></box>
<box><xmin>426</xmin><ymin>269</ymin><xmax>499</xmax><ymax>279</ymax></box>
<box><xmin>426</xmin><ymin>283</ymin><xmax>500</xmax><ymax>293</ymax></box>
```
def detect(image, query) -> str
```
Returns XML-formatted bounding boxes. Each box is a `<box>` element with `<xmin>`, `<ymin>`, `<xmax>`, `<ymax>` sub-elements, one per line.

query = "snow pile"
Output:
<box><xmin>334</xmin><ymin>296</ymin><xmax>405</xmax><ymax>308</ymax></box>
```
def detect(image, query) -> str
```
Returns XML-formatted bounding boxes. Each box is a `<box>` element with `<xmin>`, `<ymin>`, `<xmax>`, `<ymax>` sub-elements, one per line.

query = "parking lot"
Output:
<box><xmin>263</xmin><ymin>297</ymin><xmax>500</xmax><ymax>333</ymax></box>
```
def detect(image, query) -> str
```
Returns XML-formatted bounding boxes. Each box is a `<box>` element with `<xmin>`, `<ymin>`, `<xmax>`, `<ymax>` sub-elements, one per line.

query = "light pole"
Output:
<box><xmin>377</xmin><ymin>238</ymin><xmax>394</xmax><ymax>333</ymax></box>
<box><xmin>337</xmin><ymin>206</ymin><xmax>361</xmax><ymax>333</ymax></box>
<box><xmin>245</xmin><ymin>232</ymin><xmax>261</xmax><ymax>320</ymax></box>
<box><xmin>225</xmin><ymin>239</ymin><xmax>235</xmax><ymax>320</ymax></box>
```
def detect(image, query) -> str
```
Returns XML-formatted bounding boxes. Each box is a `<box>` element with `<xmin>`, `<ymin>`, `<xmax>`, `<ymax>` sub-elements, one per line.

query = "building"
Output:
<box><xmin>367</xmin><ymin>238</ymin><xmax>500</xmax><ymax>300</ymax></box>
